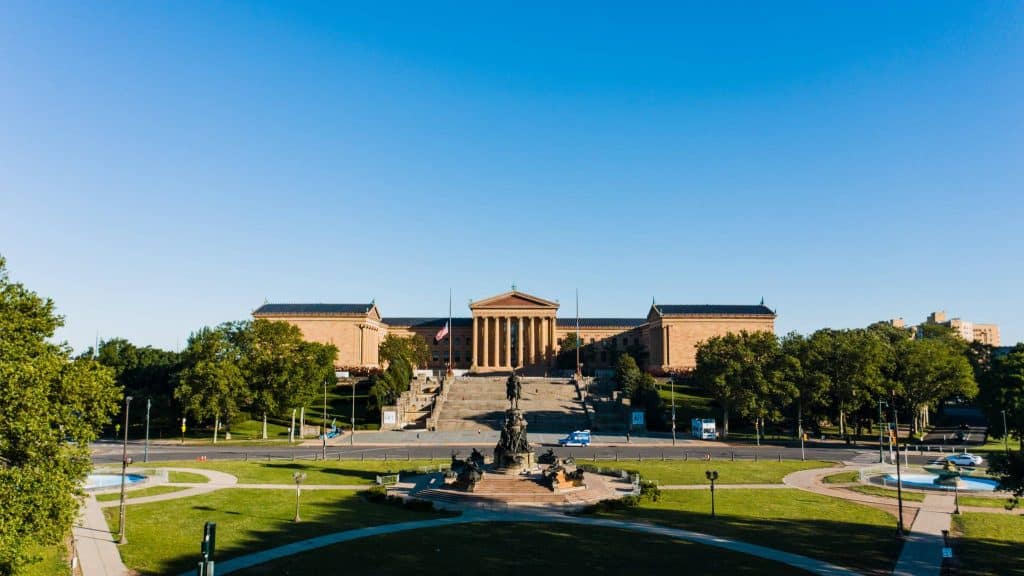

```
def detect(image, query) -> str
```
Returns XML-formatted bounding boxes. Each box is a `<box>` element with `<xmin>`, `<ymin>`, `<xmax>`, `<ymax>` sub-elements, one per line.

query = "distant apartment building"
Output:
<box><xmin>921</xmin><ymin>311</ymin><xmax>1001</xmax><ymax>346</ymax></box>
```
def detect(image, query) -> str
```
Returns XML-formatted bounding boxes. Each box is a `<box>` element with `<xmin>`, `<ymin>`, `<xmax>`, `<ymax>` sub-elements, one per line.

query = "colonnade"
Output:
<box><xmin>471</xmin><ymin>315</ymin><xmax>556</xmax><ymax>370</ymax></box>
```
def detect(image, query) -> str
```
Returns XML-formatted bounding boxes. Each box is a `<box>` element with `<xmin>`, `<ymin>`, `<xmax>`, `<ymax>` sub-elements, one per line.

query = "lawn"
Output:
<box><xmin>595</xmin><ymin>459</ymin><xmax>834</xmax><ymax>484</ymax></box>
<box><xmin>21</xmin><ymin>540</ymin><xmax>69</xmax><ymax>576</ymax></box>
<box><xmin>957</xmin><ymin>495</ymin><xmax>1018</xmax><ymax>509</ymax></box>
<box><xmin>236</xmin><ymin>522</ymin><xmax>810</xmax><ymax>576</ymax></box>
<box><xmin>823</xmin><ymin>471</ymin><xmax>859</xmax><ymax>484</ymax></box>
<box><xmin>589</xmin><ymin>488</ymin><xmax>901</xmax><ymax>574</ymax></box>
<box><xmin>953</xmin><ymin>513</ymin><xmax>1024</xmax><ymax>576</ymax></box>
<box><xmin>104</xmin><ymin>488</ymin><xmax>452</xmax><ymax>574</ymax></box>
<box><xmin>95</xmin><ymin>485</ymin><xmax>189</xmax><ymax>502</ymax></box>
<box><xmin>169</xmin><ymin>470</ymin><xmax>209</xmax><ymax>483</ymax></box>
<box><xmin>146</xmin><ymin>459</ymin><xmax>442</xmax><ymax>485</ymax></box>
<box><xmin>845</xmin><ymin>485</ymin><xmax>926</xmax><ymax>502</ymax></box>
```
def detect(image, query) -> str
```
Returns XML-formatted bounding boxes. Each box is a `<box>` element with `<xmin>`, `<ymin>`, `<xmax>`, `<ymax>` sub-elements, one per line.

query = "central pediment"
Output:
<box><xmin>470</xmin><ymin>290</ymin><xmax>559</xmax><ymax>310</ymax></box>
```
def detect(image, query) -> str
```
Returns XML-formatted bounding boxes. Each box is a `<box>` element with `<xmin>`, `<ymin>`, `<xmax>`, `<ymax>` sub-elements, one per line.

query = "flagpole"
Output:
<box><xmin>575</xmin><ymin>288</ymin><xmax>581</xmax><ymax>378</ymax></box>
<box><xmin>448</xmin><ymin>288</ymin><xmax>453</xmax><ymax>375</ymax></box>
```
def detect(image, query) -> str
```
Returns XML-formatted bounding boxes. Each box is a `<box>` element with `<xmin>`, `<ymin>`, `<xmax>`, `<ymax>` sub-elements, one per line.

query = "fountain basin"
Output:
<box><xmin>85</xmin><ymin>473</ymin><xmax>146</xmax><ymax>490</ymax></box>
<box><xmin>882</xmin><ymin>473</ymin><xmax>998</xmax><ymax>492</ymax></box>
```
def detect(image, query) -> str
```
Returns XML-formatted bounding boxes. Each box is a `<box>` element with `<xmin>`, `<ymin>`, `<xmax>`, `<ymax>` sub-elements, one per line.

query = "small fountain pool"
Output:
<box><xmin>882</xmin><ymin>473</ymin><xmax>999</xmax><ymax>492</ymax></box>
<box><xmin>85</xmin><ymin>473</ymin><xmax>146</xmax><ymax>490</ymax></box>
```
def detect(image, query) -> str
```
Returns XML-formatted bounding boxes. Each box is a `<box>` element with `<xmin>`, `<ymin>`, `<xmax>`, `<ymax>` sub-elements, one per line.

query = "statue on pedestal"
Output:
<box><xmin>495</xmin><ymin>369</ymin><xmax>532</xmax><ymax>470</ymax></box>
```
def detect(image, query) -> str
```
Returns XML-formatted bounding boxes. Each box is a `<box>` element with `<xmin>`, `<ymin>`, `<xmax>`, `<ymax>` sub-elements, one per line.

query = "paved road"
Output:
<box><xmin>90</xmin><ymin>438</ymin><xmax>955</xmax><ymax>467</ymax></box>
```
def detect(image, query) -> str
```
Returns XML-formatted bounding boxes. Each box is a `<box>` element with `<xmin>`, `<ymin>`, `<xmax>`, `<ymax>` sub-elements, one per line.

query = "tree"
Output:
<box><xmin>694</xmin><ymin>331</ymin><xmax>779</xmax><ymax>438</ymax></box>
<box><xmin>0</xmin><ymin>256</ymin><xmax>121</xmax><ymax>574</ymax></box>
<box><xmin>230</xmin><ymin>319</ymin><xmax>338</xmax><ymax>439</ymax></box>
<box><xmin>777</xmin><ymin>332</ymin><xmax>829</xmax><ymax>439</ymax></box>
<box><xmin>892</xmin><ymin>338</ymin><xmax>976</xmax><ymax>434</ymax></box>
<box><xmin>368</xmin><ymin>354</ymin><xmax>412</xmax><ymax>411</ymax></box>
<box><xmin>805</xmin><ymin>329</ymin><xmax>887</xmax><ymax>438</ymax></box>
<box><xmin>557</xmin><ymin>333</ymin><xmax>582</xmax><ymax>370</ymax></box>
<box><xmin>92</xmin><ymin>338</ymin><xmax>180</xmax><ymax>398</ymax></box>
<box><xmin>174</xmin><ymin>326</ymin><xmax>249</xmax><ymax>440</ymax></box>
<box><xmin>379</xmin><ymin>334</ymin><xmax>429</xmax><ymax>369</ymax></box>
<box><xmin>980</xmin><ymin>344</ymin><xmax>1024</xmax><ymax>452</ymax></box>
<box><xmin>614</xmin><ymin>353</ymin><xmax>641</xmax><ymax>396</ymax></box>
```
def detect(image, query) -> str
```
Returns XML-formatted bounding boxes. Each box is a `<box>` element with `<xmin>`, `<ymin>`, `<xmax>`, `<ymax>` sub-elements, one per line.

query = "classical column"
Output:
<box><xmin>503</xmin><ymin>316</ymin><xmax>511</xmax><ymax>369</ymax></box>
<box><xmin>358</xmin><ymin>325</ymin><xmax>365</xmax><ymax>366</ymax></box>
<box><xmin>662</xmin><ymin>326</ymin><xmax>669</xmax><ymax>368</ymax></box>
<box><xmin>549</xmin><ymin>318</ymin><xmax>556</xmax><ymax>365</ymax></box>
<box><xmin>482</xmin><ymin>316</ymin><xmax>490</xmax><ymax>368</ymax></box>
<box><xmin>528</xmin><ymin>316</ymin><xmax>536</xmax><ymax>364</ymax></box>
<box><xmin>471</xmin><ymin>316</ymin><xmax>478</xmax><ymax>370</ymax></box>
<box><xmin>540</xmin><ymin>317</ymin><xmax>549</xmax><ymax>365</ymax></box>
<box><xmin>516</xmin><ymin>316</ymin><xmax>524</xmax><ymax>368</ymax></box>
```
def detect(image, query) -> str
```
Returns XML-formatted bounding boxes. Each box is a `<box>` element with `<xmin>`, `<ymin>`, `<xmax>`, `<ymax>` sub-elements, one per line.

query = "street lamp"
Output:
<box><xmin>878</xmin><ymin>399</ymin><xmax>888</xmax><ymax>464</ymax></box>
<box><xmin>322</xmin><ymin>379</ymin><xmax>328</xmax><ymax>461</ymax></box>
<box><xmin>118</xmin><ymin>395</ymin><xmax>133</xmax><ymax>545</ymax></box>
<box><xmin>705</xmin><ymin>470</ymin><xmax>719</xmax><ymax>518</ymax></box>
<box><xmin>293</xmin><ymin>472</ymin><xmax>307</xmax><ymax>522</ymax></box>
<box><xmin>1002</xmin><ymin>410</ymin><xmax>1009</xmax><ymax>454</ymax></box>
<box><xmin>144</xmin><ymin>398</ymin><xmax>151</xmax><ymax>464</ymax></box>
<box><xmin>671</xmin><ymin>377</ymin><xmax>676</xmax><ymax>447</ymax></box>
<box><xmin>891</xmin><ymin>391</ymin><xmax>905</xmax><ymax>537</ymax></box>
<box><xmin>350</xmin><ymin>378</ymin><xmax>356</xmax><ymax>447</ymax></box>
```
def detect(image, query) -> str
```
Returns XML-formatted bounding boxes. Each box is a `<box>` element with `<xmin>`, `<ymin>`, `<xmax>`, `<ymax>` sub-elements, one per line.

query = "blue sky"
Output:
<box><xmin>2</xmin><ymin>2</ymin><xmax>1022</xmax><ymax>351</ymax></box>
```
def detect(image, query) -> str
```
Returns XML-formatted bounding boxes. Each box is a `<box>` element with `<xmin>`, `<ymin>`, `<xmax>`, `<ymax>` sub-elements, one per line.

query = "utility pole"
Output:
<box><xmin>144</xmin><ymin>398</ymin><xmax>151</xmax><ymax>463</ymax></box>
<box><xmin>575</xmin><ymin>289</ymin><xmax>581</xmax><ymax>379</ymax></box>
<box><xmin>350</xmin><ymin>378</ymin><xmax>356</xmax><ymax>446</ymax></box>
<box><xmin>322</xmin><ymin>379</ymin><xmax>328</xmax><ymax>460</ymax></box>
<box><xmin>118</xmin><ymin>396</ymin><xmax>133</xmax><ymax>545</ymax></box>
<box><xmin>878</xmin><ymin>399</ymin><xmax>886</xmax><ymax>464</ymax></box>
<box><xmin>670</xmin><ymin>376</ymin><xmax>676</xmax><ymax>446</ymax></box>
<box><xmin>892</xmin><ymin>391</ymin><xmax>905</xmax><ymax>536</ymax></box>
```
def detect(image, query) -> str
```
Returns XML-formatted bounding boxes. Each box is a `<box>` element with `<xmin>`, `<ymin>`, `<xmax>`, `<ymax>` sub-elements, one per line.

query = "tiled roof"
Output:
<box><xmin>653</xmin><ymin>304</ymin><xmax>775</xmax><ymax>316</ymax></box>
<box><xmin>556</xmin><ymin>318</ymin><xmax>646</xmax><ymax>328</ymax></box>
<box><xmin>254</xmin><ymin>303</ymin><xmax>373</xmax><ymax>316</ymax></box>
<box><xmin>383</xmin><ymin>317</ymin><xmax>473</xmax><ymax>328</ymax></box>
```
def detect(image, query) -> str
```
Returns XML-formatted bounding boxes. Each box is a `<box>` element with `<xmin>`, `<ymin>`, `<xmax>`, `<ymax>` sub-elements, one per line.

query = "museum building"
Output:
<box><xmin>252</xmin><ymin>290</ymin><xmax>776</xmax><ymax>374</ymax></box>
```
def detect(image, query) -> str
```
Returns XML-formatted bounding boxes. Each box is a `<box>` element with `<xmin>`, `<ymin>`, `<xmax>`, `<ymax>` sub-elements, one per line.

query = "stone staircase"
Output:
<box><xmin>397</xmin><ymin>377</ymin><xmax>442</xmax><ymax>429</ymax></box>
<box><xmin>434</xmin><ymin>377</ymin><xmax>589</xmax><ymax>432</ymax></box>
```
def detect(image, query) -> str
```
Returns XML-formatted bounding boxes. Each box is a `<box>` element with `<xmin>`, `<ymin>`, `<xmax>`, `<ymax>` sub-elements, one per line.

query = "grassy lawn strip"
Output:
<box><xmin>845</xmin><ymin>485</ymin><xmax>926</xmax><ymax>502</ymax></box>
<box><xmin>95</xmin><ymin>485</ymin><xmax>189</xmax><ymax>502</ymax></box>
<box><xmin>148</xmin><ymin>459</ymin><xmax>443</xmax><ymax>485</ymax></box>
<box><xmin>957</xmin><ymin>495</ymin><xmax>1018</xmax><ymax>509</ymax></box>
<box><xmin>953</xmin><ymin>513</ymin><xmax>1024</xmax><ymax>576</ymax></box>
<box><xmin>169</xmin><ymin>470</ymin><xmax>209</xmax><ymax>483</ymax></box>
<box><xmin>595</xmin><ymin>459</ymin><xmax>833</xmax><ymax>485</ymax></box>
<box><xmin>588</xmin><ymin>488</ymin><xmax>900</xmax><ymax>574</ymax></box>
<box><xmin>235</xmin><ymin>522</ymin><xmax>809</xmax><ymax>576</ymax></box>
<box><xmin>104</xmin><ymin>488</ymin><xmax>451</xmax><ymax>574</ymax></box>
<box><xmin>823</xmin><ymin>471</ymin><xmax>859</xmax><ymax>483</ymax></box>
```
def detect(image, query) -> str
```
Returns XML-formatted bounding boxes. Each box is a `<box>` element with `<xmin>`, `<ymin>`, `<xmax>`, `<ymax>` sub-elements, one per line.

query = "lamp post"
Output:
<box><xmin>144</xmin><ymin>398</ymin><xmax>151</xmax><ymax>464</ymax></box>
<box><xmin>293</xmin><ymin>472</ymin><xmax>307</xmax><ymax>522</ymax></box>
<box><xmin>878</xmin><ymin>399</ymin><xmax>887</xmax><ymax>464</ymax></box>
<box><xmin>891</xmin><ymin>391</ymin><xmax>905</xmax><ymax>537</ymax></box>
<box><xmin>350</xmin><ymin>378</ymin><xmax>356</xmax><ymax>447</ymax></box>
<box><xmin>671</xmin><ymin>376</ymin><xmax>677</xmax><ymax>447</ymax></box>
<box><xmin>322</xmin><ymin>379</ymin><xmax>328</xmax><ymax>461</ymax></box>
<box><xmin>1002</xmin><ymin>410</ymin><xmax>1009</xmax><ymax>454</ymax></box>
<box><xmin>118</xmin><ymin>395</ymin><xmax>133</xmax><ymax>545</ymax></box>
<box><xmin>705</xmin><ymin>470</ymin><xmax>718</xmax><ymax>518</ymax></box>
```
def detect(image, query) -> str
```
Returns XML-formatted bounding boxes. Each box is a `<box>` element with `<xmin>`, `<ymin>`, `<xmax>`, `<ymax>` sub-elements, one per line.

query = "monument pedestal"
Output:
<box><xmin>494</xmin><ymin>408</ymin><xmax>533</xmax><ymax>473</ymax></box>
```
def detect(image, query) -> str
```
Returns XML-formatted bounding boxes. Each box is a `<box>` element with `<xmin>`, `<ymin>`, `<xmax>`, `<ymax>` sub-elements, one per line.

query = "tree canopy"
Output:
<box><xmin>0</xmin><ymin>256</ymin><xmax>121</xmax><ymax>574</ymax></box>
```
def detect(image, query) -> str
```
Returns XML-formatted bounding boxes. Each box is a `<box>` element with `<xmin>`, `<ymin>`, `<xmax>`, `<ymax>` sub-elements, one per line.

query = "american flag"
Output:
<box><xmin>434</xmin><ymin>320</ymin><xmax>449</xmax><ymax>343</ymax></box>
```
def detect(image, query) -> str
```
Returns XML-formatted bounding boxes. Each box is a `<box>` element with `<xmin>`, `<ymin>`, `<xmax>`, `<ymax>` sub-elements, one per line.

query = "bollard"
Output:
<box><xmin>684</xmin><ymin>451</ymin><xmax>688</xmax><ymax>461</ymax></box>
<box><xmin>778</xmin><ymin>453</ymin><xmax>782</xmax><ymax>462</ymax></box>
<box><xmin>754</xmin><ymin>451</ymin><xmax>758</xmax><ymax>462</ymax></box>
<box><xmin>361</xmin><ymin>452</ymin><xmax>365</xmax><ymax>461</ymax></box>
<box><xmin>615</xmin><ymin>451</ymin><xmax>619</xmax><ymax>462</ymax></box>
<box><xmin>731</xmin><ymin>452</ymin><xmax>735</xmax><ymax>462</ymax></box>
<box><xmin>243</xmin><ymin>453</ymin><xmax>248</xmax><ymax>461</ymax></box>
<box><xmin>338</xmin><ymin>452</ymin><xmax>342</xmax><ymax>461</ymax></box>
<box><xmin>407</xmin><ymin>452</ymin><xmax>411</xmax><ymax>461</ymax></box>
<box><xmin>267</xmin><ymin>455</ymin><xmax>271</xmax><ymax>462</ymax></box>
<box><xmin>385</xmin><ymin>452</ymin><xmax>389</xmax><ymax>462</ymax></box>
<box><xmin>661</xmin><ymin>450</ymin><xmax>665</xmax><ymax>461</ymax></box>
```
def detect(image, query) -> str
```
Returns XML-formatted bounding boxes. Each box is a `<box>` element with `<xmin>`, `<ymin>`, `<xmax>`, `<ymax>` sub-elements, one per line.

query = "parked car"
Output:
<box><xmin>946</xmin><ymin>453</ymin><xmax>983</xmax><ymax>467</ymax></box>
<box><xmin>558</xmin><ymin>430</ymin><xmax>591</xmax><ymax>447</ymax></box>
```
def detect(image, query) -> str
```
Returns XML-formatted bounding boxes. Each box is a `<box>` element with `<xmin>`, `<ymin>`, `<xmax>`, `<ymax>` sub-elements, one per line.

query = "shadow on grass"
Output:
<box><xmin>584</xmin><ymin>494</ymin><xmax>904</xmax><ymax>575</ymax></box>
<box><xmin>114</xmin><ymin>489</ymin><xmax>454</xmax><ymax>575</ymax></box>
<box><xmin>260</xmin><ymin>461</ymin><xmax>382</xmax><ymax>482</ymax></box>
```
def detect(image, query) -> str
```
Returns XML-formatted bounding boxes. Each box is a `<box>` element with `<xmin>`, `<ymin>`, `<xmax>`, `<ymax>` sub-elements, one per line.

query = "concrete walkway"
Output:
<box><xmin>891</xmin><ymin>494</ymin><xmax>953</xmax><ymax>576</ymax></box>
<box><xmin>73</xmin><ymin>495</ymin><xmax>129</xmax><ymax>576</ymax></box>
<box><xmin>197</xmin><ymin>509</ymin><xmax>862</xmax><ymax>576</ymax></box>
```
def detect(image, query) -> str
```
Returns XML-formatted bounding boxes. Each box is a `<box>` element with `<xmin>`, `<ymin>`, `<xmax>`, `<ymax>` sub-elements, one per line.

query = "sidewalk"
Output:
<box><xmin>892</xmin><ymin>494</ymin><xmax>954</xmax><ymax>576</ymax></box>
<box><xmin>73</xmin><ymin>496</ymin><xmax>128</xmax><ymax>576</ymax></box>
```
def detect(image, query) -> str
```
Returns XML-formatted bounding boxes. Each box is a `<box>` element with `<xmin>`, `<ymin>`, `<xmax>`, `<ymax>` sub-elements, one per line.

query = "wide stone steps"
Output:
<box><xmin>434</xmin><ymin>377</ymin><xmax>589</xmax><ymax>432</ymax></box>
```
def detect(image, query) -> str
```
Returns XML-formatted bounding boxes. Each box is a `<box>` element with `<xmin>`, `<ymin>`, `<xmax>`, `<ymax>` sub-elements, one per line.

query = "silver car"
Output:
<box><xmin>946</xmin><ymin>453</ymin><xmax>983</xmax><ymax>467</ymax></box>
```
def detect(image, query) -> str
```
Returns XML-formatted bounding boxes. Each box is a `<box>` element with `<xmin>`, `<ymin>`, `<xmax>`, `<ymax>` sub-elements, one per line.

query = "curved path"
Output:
<box><xmin>194</xmin><ymin>509</ymin><xmax>861</xmax><ymax>576</ymax></box>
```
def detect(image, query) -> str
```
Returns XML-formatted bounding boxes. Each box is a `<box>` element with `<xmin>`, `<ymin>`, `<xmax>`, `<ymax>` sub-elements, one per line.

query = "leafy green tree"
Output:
<box><xmin>694</xmin><ymin>331</ymin><xmax>779</xmax><ymax>438</ymax></box>
<box><xmin>631</xmin><ymin>372</ymin><xmax>666</xmax><ymax>428</ymax></box>
<box><xmin>892</xmin><ymin>338</ymin><xmax>976</xmax><ymax>434</ymax></box>
<box><xmin>92</xmin><ymin>337</ymin><xmax>180</xmax><ymax>397</ymax></box>
<box><xmin>379</xmin><ymin>334</ymin><xmax>429</xmax><ymax>368</ymax></box>
<box><xmin>556</xmin><ymin>333</ymin><xmax>583</xmax><ymax>370</ymax></box>
<box><xmin>805</xmin><ymin>329</ymin><xmax>887</xmax><ymax>437</ymax></box>
<box><xmin>777</xmin><ymin>332</ymin><xmax>829</xmax><ymax>438</ymax></box>
<box><xmin>174</xmin><ymin>326</ymin><xmax>249</xmax><ymax>439</ymax></box>
<box><xmin>614</xmin><ymin>353</ymin><xmax>641</xmax><ymax>396</ymax></box>
<box><xmin>368</xmin><ymin>354</ymin><xmax>412</xmax><ymax>411</ymax></box>
<box><xmin>981</xmin><ymin>344</ymin><xmax>1024</xmax><ymax>451</ymax></box>
<box><xmin>0</xmin><ymin>256</ymin><xmax>121</xmax><ymax>574</ymax></box>
<box><xmin>230</xmin><ymin>319</ymin><xmax>338</xmax><ymax>439</ymax></box>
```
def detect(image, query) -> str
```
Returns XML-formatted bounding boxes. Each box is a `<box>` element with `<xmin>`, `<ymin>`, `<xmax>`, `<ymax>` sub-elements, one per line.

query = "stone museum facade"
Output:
<box><xmin>252</xmin><ymin>290</ymin><xmax>776</xmax><ymax>374</ymax></box>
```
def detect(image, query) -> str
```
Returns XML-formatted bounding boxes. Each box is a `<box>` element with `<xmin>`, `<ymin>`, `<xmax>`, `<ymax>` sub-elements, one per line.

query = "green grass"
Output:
<box><xmin>236</xmin><ymin>522</ymin><xmax>811</xmax><ymax>576</ymax></box>
<box><xmin>953</xmin><ymin>513</ymin><xmax>1024</xmax><ymax>576</ymax></box>
<box><xmin>588</xmin><ymin>488</ymin><xmax>901</xmax><ymax>574</ymax></box>
<box><xmin>823</xmin><ymin>471</ymin><xmax>860</xmax><ymax>484</ymax></box>
<box><xmin>21</xmin><ymin>540</ymin><xmax>69</xmax><ymax>576</ymax></box>
<box><xmin>169</xmin><ymin>470</ymin><xmax>209</xmax><ymax>483</ymax></box>
<box><xmin>845</xmin><ymin>485</ymin><xmax>926</xmax><ymax>502</ymax></box>
<box><xmin>957</xmin><ymin>495</ymin><xmax>1019</xmax><ymax>509</ymax></box>
<box><xmin>95</xmin><ymin>485</ymin><xmax>189</xmax><ymax>502</ymax></box>
<box><xmin>594</xmin><ymin>459</ymin><xmax>834</xmax><ymax>485</ymax></box>
<box><xmin>148</xmin><ymin>459</ymin><xmax>441</xmax><ymax>485</ymax></box>
<box><xmin>104</xmin><ymin>488</ymin><xmax>451</xmax><ymax>575</ymax></box>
